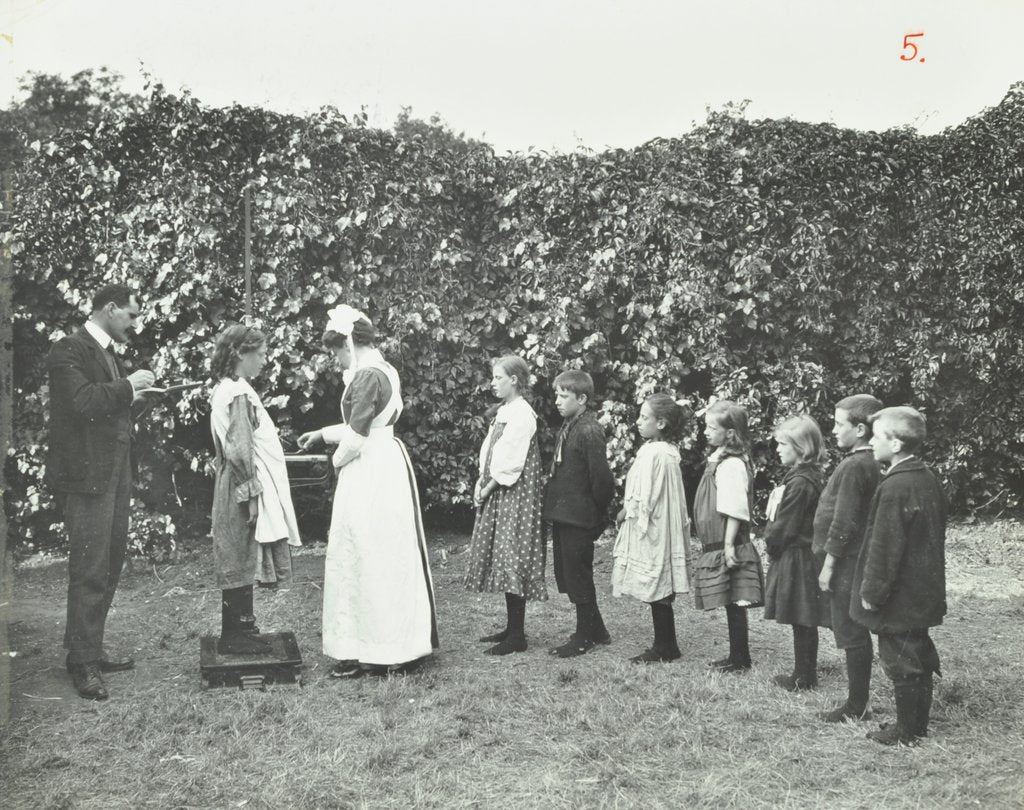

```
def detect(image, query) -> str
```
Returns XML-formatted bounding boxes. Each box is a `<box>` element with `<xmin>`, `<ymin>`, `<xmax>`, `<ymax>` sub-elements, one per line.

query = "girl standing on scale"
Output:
<box><xmin>209</xmin><ymin>324</ymin><xmax>301</xmax><ymax>654</ymax></box>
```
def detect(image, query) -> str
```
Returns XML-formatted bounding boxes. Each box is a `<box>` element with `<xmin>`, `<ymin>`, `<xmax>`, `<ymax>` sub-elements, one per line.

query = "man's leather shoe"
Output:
<box><xmin>98</xmin><ymin>651</ymin><xmax>135</xmax><ymax>672</ymax></box>
<box><xmin>66</xmin><ymin>659</ymin><xmax>109</xmax><ymax>701</ymax></box>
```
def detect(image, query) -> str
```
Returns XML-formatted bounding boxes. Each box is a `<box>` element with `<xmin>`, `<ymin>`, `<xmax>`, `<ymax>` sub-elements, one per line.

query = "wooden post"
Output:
<box><xmin>0</xmin><ymin>171</ymin><xmax>14</xmax><ymax>726</ymax></box>
<box><xmin>243</xmin><ymin>185</ymin><xmax>253</xmax><ymax>323</ymax></box>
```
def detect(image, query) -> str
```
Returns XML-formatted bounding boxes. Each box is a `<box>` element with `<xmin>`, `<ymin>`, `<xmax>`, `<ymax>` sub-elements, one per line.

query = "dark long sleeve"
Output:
<box><xmin>580</xmin><ymin>420</ymin><xmax>615</xmax><ymax>512</ymax></box>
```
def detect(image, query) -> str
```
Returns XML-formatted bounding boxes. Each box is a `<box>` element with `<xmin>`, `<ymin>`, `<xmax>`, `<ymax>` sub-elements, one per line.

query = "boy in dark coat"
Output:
<box><xmin>851</xmin><ymin>406</ymin><xmax>947</xmax><ymax>746</ymax></box>
<box><xmin>813</xmin><ymin>394</ymin><xmax>882</xmax><ymax>722</ymax></box>
<box><xmin>543</xmin><ymin>370</ymin><xmax>616</xmax><ymax>657</ymax></box>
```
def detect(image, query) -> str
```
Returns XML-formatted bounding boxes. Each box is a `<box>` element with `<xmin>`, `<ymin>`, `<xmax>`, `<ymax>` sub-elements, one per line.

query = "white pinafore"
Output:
<box><xmin>321</xmin><ymin>359</ymin><xmax>438</xmax><ymax>665</ymax></box>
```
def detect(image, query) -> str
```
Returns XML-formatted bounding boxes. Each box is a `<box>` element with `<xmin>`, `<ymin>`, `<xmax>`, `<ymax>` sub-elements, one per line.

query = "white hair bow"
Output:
<box><xmin>326</xmin><ymin>304</ymin><xmax>369</xmax><ymax>386</ymax></box>
<box><xmin>326</xmin><ymin>304</ymin><xmax>368</xmax><ymax>337</ymax></box>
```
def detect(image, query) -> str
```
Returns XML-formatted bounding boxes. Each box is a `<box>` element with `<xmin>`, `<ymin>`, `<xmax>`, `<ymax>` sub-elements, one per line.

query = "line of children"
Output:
<box><xmin>465</xmin><ymin>356</ymin><xmax>947</xmax><ymax>746</ymax></box>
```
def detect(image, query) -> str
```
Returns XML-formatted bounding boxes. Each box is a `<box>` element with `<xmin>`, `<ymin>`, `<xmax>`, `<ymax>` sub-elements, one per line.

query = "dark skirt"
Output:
<box><xmin>692</xmin><ymin>542</ymin><xmax>765</xmax><ymax>610</ymax></box>
<box><xmin>764</xmin><ymin>545</ymin><xmax>830</xmax><ymax>627</ymax></box>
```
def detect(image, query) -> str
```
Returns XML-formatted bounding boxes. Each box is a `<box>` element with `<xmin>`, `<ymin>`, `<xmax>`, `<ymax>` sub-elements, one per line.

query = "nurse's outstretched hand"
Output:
<box><xmin>297</xmin><ymin>430</ymin><xmax>324</xmax><ymax>450</ymax></box>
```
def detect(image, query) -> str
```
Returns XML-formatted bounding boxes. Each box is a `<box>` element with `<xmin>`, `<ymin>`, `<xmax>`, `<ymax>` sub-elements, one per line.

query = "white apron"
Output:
<box><xmin>321</xmin><ymin>360</ymin><xmax>437</xmax><ymax>665</ymax></box>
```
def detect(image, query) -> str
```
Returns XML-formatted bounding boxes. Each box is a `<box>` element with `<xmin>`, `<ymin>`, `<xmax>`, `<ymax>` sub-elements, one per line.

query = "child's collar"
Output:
<box><xmin>886</xmin><ymin>454</ymin><xmax>916</xmax><ymax>472</ymax></box>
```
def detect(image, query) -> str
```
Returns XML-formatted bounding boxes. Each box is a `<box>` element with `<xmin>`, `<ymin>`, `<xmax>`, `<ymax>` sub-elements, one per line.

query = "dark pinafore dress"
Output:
<box><xmin>691</xmin><ymin>453</ymin><xmax>765</xmax><ymax>610</ymax></box>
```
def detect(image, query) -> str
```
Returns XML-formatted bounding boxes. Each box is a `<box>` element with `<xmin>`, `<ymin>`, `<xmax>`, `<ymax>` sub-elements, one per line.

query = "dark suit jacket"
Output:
<box><xmin>46</xmin><ymin>327</ymin><xmax>136</xmax><ymax>494</ymax></box>
<box><xmin>542</xmin><ymin>411</ymin><xmax>615</xmax><ymax>529</ymax></box>
<box><xmin>850</xmin><ymin>458</ymin><xmax>947</xmax><ymax>633</ymax></box>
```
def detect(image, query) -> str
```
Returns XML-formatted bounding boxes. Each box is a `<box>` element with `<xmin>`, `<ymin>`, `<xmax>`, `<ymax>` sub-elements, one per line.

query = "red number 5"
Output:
<box><xmin>901</xmin><ymin>32</ymin><xmax>924</xmax><ymax>61</ymax></box>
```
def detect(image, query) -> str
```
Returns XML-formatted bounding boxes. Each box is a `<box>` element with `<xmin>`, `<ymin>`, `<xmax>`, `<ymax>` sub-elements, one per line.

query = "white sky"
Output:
<box><xmin>2</xmin><ymin>0</ymin><xmax>1022</xmax><ymax>153</ymax></box>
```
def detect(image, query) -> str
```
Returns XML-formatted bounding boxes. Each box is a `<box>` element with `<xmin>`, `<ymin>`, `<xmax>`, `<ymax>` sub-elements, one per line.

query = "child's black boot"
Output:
<box><xmin>631</xmin><ymin>602</ymin><xmax>680</xmax><ymax>664</ymax></box>
<box><xmin>774</xmin><ymin>625</ymin><xmax>818</xmax><ymax>691</ymax></box>
<box><xmin>217</xmin><ymin>586</ymin><xmax>271</xmax><ymax>655</ymax></box>
<box><xmin>867</xmin><ymin>680</ymin><xmax>922</xmax><ymax>746</ymax></box>
<box><xmin>711</xmin><ymin>604</ymin><xmax>751</xmax><ymax>672</ymax></box>
<box><xmin>485</xmin><ymin>593</ymin><xmax>527</xmax><ymax>655</ymax></box>
<box><xmin>550</xmin><ymin>601</ymin><xmax>607</xmax><ymax>658</ymax></box>
<box><xmin>820</xmin><ymin>642</ymin><xmax>873</xmax><ymax>722</ymax></box>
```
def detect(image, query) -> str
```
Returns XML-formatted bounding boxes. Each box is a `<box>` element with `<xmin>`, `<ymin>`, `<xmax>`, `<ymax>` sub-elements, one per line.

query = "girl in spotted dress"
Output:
<box><xmin>465</xmin><ymin>355</ymin><xmax>547</xmax><ymax>655</ymax></box>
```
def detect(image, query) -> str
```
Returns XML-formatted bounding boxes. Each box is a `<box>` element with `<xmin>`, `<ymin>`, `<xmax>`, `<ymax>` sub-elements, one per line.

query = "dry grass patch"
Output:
<box><xmin>3</xmin><ymin>522</ymin><xmax>1023</xmax><ymax>808</ymax></box>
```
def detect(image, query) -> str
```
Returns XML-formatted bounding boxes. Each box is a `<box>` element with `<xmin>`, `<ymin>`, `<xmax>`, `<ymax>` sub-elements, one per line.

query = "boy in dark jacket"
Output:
<box><xmin>851</xmin><ymin>406</ymin><xmax>947</xmax><ymax>746</ymax></box>
<box><xmin>543</xmin><ymin>370</ymin><xmax>616</xmax><ymax>658</ymax></box>
<box><xmin>813</xmin><ymin>394</ymin><xmax>882</xmax><ymax>722</ymax></box>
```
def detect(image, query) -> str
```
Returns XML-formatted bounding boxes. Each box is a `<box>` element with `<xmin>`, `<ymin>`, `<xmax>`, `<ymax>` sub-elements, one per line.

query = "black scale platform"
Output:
<box><xmin>199</xmin><ymin>631</ymin><xmax>303</xmax><ymax>690</ymax></box>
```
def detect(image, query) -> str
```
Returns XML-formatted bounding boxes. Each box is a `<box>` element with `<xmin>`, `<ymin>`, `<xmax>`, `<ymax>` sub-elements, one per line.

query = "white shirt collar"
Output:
<box><xmin>84</xmin><ymin>319</ymin><xmax>114</xmax><ymax>349</ymax></box>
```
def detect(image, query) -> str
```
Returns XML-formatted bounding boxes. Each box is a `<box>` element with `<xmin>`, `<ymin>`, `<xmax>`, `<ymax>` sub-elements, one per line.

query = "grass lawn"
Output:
<box><xmin>2</xmin><ymin>520</ymin><xmax>1024</xmax><ymax>809</ymax></box>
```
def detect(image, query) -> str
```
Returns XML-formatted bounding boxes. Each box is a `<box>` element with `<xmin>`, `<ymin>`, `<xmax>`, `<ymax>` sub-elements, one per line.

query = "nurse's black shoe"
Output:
<box><xmin>329</xmin><ymin>661</ymin><xmax>363</xmax><ymax>679</ymax></box>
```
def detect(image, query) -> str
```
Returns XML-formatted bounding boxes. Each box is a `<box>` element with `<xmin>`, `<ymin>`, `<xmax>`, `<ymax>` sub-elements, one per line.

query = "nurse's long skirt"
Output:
<box><xmin>322</xmin><ymin>427</ymin><xmax>438</xmax><ymax>665</ymax></box>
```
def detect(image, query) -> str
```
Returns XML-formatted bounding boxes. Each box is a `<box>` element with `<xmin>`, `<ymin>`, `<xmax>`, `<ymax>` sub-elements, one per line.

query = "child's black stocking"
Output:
<box><xmin>725</xmin><ymin>604</ymin><xmax>751</xmax><ymax>668</ymax></box>
<box><xmin>485</xmin><ymin>593</ymin><xmax>527</xmax><ymax>656</ymax></box>
<box><xmin>589</xmin><ymin>601</ymin><xmax>609</xmax><ymax>643</ymax></box>
<box><xmin>631</xmin><ymin>601</ymin><xmax>681</xmax><ymax>663</ymax></box>
<box><xmin>916</xmin><ymin>670</ymin><xmax>934</xmax><ymax>737</ymax></box>
<box><xmin>794</xmin><ymin>624</ymin><xmax>819</xmax><ymax>687</ymax></box>
<box><xmin>651</xmin><ymin>602</ymin><xmax>680</xmax><ymax>657</ymax></box>
<box><xmin>847</xmin><ymin>640</ymin><xmax>873</xmax><ymax>713</ymax></box>
<box><xmin>775</xmin><ymin>624</ymin><xmax>818</xmax><ymax>690</ymax></box>
<box><xmin>575</xmin><ymin>600</ymin><xmax>609</xmax><ymax>643</ymax></box>
<box><xmin>574</xmin><ymin>602</ymin><xmax>589</xmax><ymax>639</ymax></box>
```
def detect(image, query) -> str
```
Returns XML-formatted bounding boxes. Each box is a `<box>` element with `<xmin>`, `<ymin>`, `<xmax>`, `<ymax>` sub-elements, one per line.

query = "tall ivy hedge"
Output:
<box><xmin>5</xmin><ymin>83</ymin><xmax>1024</xmax><ymax>554</ymax></box>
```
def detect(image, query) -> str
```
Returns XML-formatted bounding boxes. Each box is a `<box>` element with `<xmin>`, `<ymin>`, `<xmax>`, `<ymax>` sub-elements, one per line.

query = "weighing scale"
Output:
<box><xmin>199</xmin><ymin>632</ymin><xmax>303</xmax><ymax>690</ymax></box>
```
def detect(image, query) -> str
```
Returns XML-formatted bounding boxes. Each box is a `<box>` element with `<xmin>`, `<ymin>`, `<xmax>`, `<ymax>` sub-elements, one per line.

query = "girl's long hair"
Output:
<box><xmin>211</xmin><ymin>324</ymin><xmax>266</xmax><ymax>381</ymax></box>
<box><xmin>706</xmin><ymin>399</ymin><xmax>750</xmax><ymax>457</ymax></box>
<box><xmin>485</xmin><ymin>354</ymin><xmax>532</xmax><ymax>420</ymax></box>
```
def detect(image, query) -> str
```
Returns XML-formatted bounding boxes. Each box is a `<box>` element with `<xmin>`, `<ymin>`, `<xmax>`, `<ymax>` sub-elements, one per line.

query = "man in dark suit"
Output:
<box><xmin>46</xmin><ymin>284</ymin><xmax>155</xmax><ymax>700</ymax></box>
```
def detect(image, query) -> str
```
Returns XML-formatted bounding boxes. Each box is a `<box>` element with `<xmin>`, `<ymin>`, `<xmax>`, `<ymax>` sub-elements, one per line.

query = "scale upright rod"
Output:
<box><xmin>243</xmin><ymin>186</ymin><xmax>253</xmax><ymax>323</ymax></box>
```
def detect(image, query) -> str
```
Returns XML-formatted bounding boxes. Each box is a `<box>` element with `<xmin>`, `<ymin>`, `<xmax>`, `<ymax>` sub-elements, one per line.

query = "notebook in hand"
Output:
<box><xmin>138</xmin><ymin>381</ymin><xmax>204</xmax><ymax>396</ymax></box>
